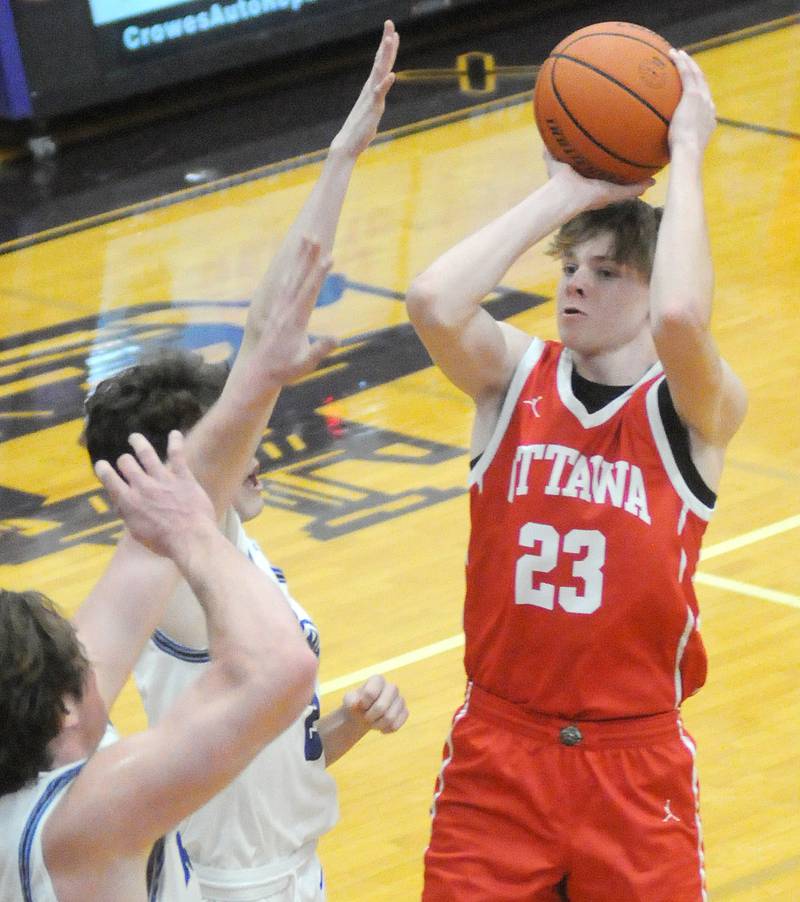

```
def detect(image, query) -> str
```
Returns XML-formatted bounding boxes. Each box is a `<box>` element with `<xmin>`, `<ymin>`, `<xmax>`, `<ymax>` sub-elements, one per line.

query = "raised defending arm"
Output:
<box><xmin>47</xmin><ymin>432</ymin><xmax>317</xmax><ymax>873</ymax></box>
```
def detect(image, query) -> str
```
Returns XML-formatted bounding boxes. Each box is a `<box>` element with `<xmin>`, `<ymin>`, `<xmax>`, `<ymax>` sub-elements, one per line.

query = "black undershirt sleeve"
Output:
<box><xmin>656</xmin><ymin>379</ymin><xmax>716</xmax><ymax>507</ymax></box>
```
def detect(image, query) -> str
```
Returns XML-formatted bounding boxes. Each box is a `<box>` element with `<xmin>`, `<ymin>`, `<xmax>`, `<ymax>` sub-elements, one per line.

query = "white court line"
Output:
<box><xmin>695</xmin><ymin>572</ymin><xmax>800</xmax><ymax>609</ymax></box>
<box><xmin>320</xmin><ymin>514</ymin><xmax>800</xmax><ymax>696</ymax></box>
<box><xmin>320</xmin><ymin>634</ymin><xmax>465</xmax><ymax>695</ymax></box>
<box><xmin>700</xmin><ymin>513</ymin><xmax>800</xmax><ymax>561</ymax></box>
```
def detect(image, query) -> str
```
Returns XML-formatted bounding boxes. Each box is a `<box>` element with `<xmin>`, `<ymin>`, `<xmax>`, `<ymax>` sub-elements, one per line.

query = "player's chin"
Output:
<box><xmin>234</xmin><ymin>487</ymin><xmax>265</xmax><ymax>522</ymax></box>
<box><xmin>557</xmin><ymin>313</ymin><xmax>588</xmax><ymax>341</ymax></box>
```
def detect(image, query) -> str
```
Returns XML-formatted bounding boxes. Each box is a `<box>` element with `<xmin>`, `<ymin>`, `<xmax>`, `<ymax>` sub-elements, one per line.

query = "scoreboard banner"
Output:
<box><xmin>87</xmin><ymin>0</ymin><xmax>199</xmax><ymax>24</ymax></box>
<box><xmin>2</xmin><ymin>0</ymin><xmax>490</xmax><ymax>120</ymax></box>
<box><xmin>91</xmin><ymin>0</ymin><xmax>327</xmax><ymax>66</ymax></box>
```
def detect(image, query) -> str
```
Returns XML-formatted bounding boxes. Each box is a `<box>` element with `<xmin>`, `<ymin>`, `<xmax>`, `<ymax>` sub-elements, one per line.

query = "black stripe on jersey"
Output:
<box><xmin>146</xmin><ymin>837</ymin><xmax>165</xmax><ymax>902</ymax></box>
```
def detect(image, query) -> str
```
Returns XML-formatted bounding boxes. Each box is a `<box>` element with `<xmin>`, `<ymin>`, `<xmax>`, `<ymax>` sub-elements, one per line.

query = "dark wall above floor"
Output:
<box><xmin>0</xmin><ymin>0</ymin><xmax>797</xmax><ymax>245</ymax></box>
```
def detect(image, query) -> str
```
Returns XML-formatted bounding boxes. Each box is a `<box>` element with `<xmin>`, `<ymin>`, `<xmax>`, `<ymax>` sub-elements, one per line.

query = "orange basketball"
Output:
<box><xmin>533</xmin><ymin>22</ymin><xmax>682</xmax><ymax>184</ymax></box>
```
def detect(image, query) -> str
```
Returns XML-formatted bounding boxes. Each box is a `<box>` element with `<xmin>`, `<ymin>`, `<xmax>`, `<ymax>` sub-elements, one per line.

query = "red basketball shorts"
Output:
<box><xmin>423</xmin><ymin>684</ymin><xmax>706</xmax><ymax>901</ymax></box>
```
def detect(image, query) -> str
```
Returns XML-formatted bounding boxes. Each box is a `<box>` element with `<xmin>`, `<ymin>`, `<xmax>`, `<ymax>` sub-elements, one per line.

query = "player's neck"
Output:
<box><xmin>569</xmin><ymin>337</ymin><xmax>658</xmax><ymax>387</ymax></box>
<box><xmin>47</xmin><ymin>728</ymin><xmax>95</xmax><ymax>771</ymax></box>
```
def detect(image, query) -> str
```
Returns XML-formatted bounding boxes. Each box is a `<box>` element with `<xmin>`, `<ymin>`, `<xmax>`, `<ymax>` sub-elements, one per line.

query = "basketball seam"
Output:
<box><xmin>560</xmin><ymin>29</ymin><xmax>671</xmax><ymax>57</ymax></box>
<box><xmin>547</xmin><ymin>59</ymin><xmax>668</xmax><ymax>170</ymax></box>
<box><xmin>551</xmin><ymin>53</ymin><xmax>672</xmax><ymax>127</ymax></box>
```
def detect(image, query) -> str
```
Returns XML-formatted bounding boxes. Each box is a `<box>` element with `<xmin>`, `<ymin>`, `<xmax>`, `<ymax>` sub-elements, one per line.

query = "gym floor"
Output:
<box><xmin>1</xmin><ymin>0</ymin><xmax>799</xmax><ymax>898</ymax></box>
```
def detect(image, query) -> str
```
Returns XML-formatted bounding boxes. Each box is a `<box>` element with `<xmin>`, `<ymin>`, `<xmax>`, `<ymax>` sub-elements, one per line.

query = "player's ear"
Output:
<box><xmin>59</xmin><ymin>694</ymin><xmax>81</xmax><ymax>728</ymax></box>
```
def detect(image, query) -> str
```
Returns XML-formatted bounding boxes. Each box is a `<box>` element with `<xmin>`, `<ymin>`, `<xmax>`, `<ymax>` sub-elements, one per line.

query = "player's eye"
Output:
<box><xmin>598</xmin><ymin>268</ymin><xmax>618</xmax><ymax>279</ymax></box>
<box><xmin>563</xmin><ymin>263</ymin><xmax>577</xmax><ymax>275</ymax></box>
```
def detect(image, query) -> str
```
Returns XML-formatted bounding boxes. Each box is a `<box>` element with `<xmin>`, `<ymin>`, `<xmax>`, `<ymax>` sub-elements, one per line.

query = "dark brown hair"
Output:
<box><xmin>82</xmin><ymin>349</ymin><xmax>229</xmax><ymax>468</ymax></box>
<box><xmin>0</xmin><ymin>589</ymin><xmax>89</xmax><ymax>795</ymax></box>
<box><xmin>548</xmin><ymin>199</ymin><xmax>664</xmax><ymax>279</ymax></box>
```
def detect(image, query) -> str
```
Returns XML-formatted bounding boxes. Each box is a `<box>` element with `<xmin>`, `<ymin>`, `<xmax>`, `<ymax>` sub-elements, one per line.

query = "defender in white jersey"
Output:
<box><xmin>87</xmin><ymin>430</ymin><xmax>408</xmax><ymax>902</ymax></box>
<box><xmin>135</xmin><ymin>511</ymin><xmax>340</xmax><ymax>901</ymax></box>
<box><xmin>1</xmin><ymin>222</ymin><xmax>337</xmax><ymax>900</ymax></box>
<box><xmin>0</xmin><ymin>430</ymin><xmax>318</xmax><ymax>902</ymax></box>
<box><xmin>81</xmin><ymin>23</ymin><xmax>409</xmax><ymax>902</ymax></box>
<box><xmin>0</xmin><ymin>761</ymin><xmax>205</xmax><ymax>902</ymax></box>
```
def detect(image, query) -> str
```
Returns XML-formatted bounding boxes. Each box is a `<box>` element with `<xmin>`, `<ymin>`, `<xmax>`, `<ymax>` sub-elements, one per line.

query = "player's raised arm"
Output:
<box><xmin>237</xmin><ymin>20</ymin><xmax>399</xmax><ymax>366</ymax></box>
<box><xmin>184</xmin><ymin>237</ymin><xmax>335</xmax><ymax>517</ymax></box>
<box><xmin>47</xmin><ymin>432</ymin><xmax>317</xmax><ymax>877</ymax></box>
<box><xmin>74</xmin><ymin>243</ymin><xmax>333</xmax><ymax>708</ymax></box>
<box><xmin>177</xmin><ymin>21</ymin><xmax>397</xmax><ymax>513</ymax></box>
<box><xmin>649</xmin><ymin>50</ymin><xmax>747</xmax><ymax>453</ymax></box>
<box><xmin>405</xmin><ymin>155</ymin><xmax>651</xmax><ymax>405</ymax></box>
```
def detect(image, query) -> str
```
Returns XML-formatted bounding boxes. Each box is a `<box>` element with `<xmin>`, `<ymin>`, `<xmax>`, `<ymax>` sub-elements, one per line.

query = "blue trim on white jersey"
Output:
<box><xmin>270</xmin><ymin>566</ymin><xmax>286</xmax><ymax>584</ymax></box>
<box><xmin>152</xmin><ymin>630</ymin><xmax>210</xmax><ymax>663</ymax></box>
<box><xmin>19</xmin><ymin>764</ymin><xmax>83</xmax><ymax>902</ymax></box>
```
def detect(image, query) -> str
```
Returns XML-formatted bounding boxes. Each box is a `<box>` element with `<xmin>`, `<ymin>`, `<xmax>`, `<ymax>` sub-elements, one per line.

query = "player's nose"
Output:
<box><xmin>566</xmin><ymin>271</ymin><xmax>588</xmax><ymax>298</ymax></box>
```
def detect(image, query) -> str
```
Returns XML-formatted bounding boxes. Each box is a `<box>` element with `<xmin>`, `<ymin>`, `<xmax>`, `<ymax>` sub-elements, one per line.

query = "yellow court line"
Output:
<box><xmin>320</xmin><ymin>514</ymin><xmax>800</xmax><ymax>695</ymax></box>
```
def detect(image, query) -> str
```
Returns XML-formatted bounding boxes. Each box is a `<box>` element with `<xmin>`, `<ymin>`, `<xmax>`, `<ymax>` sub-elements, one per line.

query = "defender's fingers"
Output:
<box><xmin>380</xmin><ymin>695</ymin><xmax>409</xmax><ymax>731</ymax></box>
<box><xmin>374</xmin><ymin>72</ymin><xmax>396</xmax><ymax>101</ymax></box>
<box><xmin>278</xmin><ymin>236</ymin><xmax>321</xmax><ymax>298</ymax></box>
<box><xmin>359</xmin><ymin>674</ymin><xmax>391</xmax><ymax>711</ymax></box>
<box><xmin>376</xmin><ymin>21</ymin><xmax>396</xmax><ymax>60</ymax></box>
<box><xmin>128</xmin><ymin>432</ymin><xmax>166</xmax><ymax>477</ymax></box>
<box><xmin>303</xmin><ymin>336</ymin><xmax>338</xmax><ymax>372</ymax></box>
<box><xmin>116</xmin><ymin>451</ymin><xmax>147</xmax><ymax>487</ymax></box>
<box><xmin>94</xmin><ymin>459</ymin><xmax>130</xmax><ymax>505</ymax></box>
<box><xmin>291</xmin><ymin>256</ymin><xmax>333</xmax><ymax>325</ymax></box>
<box><xmin>165</xmin><ymin>430</ymin><xmax>191</xmax><ymax>477</ymax></box>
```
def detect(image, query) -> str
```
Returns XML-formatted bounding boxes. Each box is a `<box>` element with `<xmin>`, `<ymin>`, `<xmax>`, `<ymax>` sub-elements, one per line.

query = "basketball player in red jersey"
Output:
<box><xmin>406</xmin><ymin>50</ymin><xmax>747</xmax><ymax>901</ymax></box>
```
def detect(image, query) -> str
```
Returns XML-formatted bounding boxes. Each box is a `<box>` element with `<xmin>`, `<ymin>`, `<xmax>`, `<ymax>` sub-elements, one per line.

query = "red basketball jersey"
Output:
<box><xmin>464</xmin><ymin>339</ymin><xmax>712</xmax><ymax>720</ymax></box>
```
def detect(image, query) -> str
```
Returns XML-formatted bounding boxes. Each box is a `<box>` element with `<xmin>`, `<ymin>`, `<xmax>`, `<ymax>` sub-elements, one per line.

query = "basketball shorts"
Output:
<box><xmin>423</xmin><ymin>684</ymin><xmax>706</xmax><ymax>901</ymax></box>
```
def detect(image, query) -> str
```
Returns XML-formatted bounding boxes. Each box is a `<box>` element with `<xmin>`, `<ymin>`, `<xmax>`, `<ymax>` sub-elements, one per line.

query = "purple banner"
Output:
<box><xmin>0</xmin><ymin>0</ymin><xmax>32</xmax><ymax>119</ymax></box>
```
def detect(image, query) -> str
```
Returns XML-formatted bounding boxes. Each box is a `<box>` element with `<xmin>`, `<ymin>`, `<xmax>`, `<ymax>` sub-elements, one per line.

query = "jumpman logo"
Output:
<box><xmin>662</xmin><ymin>800</ymin><xmax>681</xmax><ymax>823</ymax></box>
<box><xmin>523</xmin><ymin>396</ymin><xmax>543</xmax><ymax>417</ymax></box>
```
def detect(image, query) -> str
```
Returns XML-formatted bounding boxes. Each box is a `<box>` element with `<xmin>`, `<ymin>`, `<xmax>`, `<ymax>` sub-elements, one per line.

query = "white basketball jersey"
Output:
<box><xmin>0</xmin><ymin>759</ymin><xmax>199</xmax><ymax>902</ymax></box>
<box><xmin>149</xmin><ymin>831</ymin><xmax>204</xmax><ymax>902</ymax></box>
<box><xmin>134</xmin><ymin>513</ymin><xmax>338</xmax><ymax>897</ymax></box>
<box><xmin>0</xmin><ymin>762</ymin><xmax>82</xmax><ymax>902</ymax></box>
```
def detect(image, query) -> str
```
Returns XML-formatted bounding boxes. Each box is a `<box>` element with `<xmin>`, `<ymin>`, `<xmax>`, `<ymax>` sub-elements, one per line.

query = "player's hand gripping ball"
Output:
<box><xmin>533</xmin><ymin>21</ymin><xmax>682</xmax><ymax>184</ymax></box>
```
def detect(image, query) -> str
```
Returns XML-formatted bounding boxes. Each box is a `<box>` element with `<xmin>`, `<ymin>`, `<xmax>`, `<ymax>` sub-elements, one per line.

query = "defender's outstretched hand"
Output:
<box><xmin>330</xmin><ymin>20</ymin><xmax>399</xmax><ymax>158</ymax></box>
<box><xmin>342</xmin><ymin>674</ymin><xmax>409</xmax><ymax>735</ymax></box>
<box><xmin>95</xmin><ymin>430</ymin><xmax>216</xmax><ymax>558</ymax></box>
<box><xmin>244</xmin><ymin>236</ymin><xmax>338</xmax><ymax>394</ymax></box>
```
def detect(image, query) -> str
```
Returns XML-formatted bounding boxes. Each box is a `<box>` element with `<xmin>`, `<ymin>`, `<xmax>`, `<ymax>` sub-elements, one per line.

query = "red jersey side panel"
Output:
<box><xmin>464</xmin><ymin>340</ymin><xmax>712</xmax><ymax>720</ymax></box>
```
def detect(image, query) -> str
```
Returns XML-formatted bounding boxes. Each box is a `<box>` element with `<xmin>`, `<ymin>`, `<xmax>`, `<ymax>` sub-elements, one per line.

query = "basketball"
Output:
<box><xmin>533</xmin><ymin>22</ymin><xmax>682</xmax><ymax>184</ymax></box>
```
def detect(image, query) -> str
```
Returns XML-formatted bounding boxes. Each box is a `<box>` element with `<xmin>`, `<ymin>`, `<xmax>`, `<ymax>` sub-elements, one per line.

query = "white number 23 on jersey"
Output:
<box><xmin>515</xmin><ymin>522</ymin><xmax>606</xmax><ymax>614</ymax></box>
